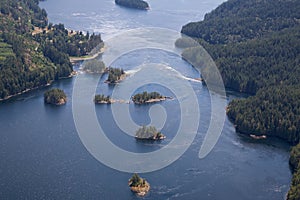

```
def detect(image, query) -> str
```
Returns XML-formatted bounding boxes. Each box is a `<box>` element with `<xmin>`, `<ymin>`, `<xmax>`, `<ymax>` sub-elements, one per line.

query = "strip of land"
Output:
<box><xmin>70</xmin><ymin>47</ymin><xmax>105</xmax><ymax>63</ymax></box>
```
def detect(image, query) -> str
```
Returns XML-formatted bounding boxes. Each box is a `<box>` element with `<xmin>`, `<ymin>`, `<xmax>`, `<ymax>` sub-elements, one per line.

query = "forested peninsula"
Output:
<box><xmin>181</xmin><ymin>0</ymin><xmax>300</xmax><ymax>198</ymax></box>
<box><xmin>0</xmin><ymin>0</ymin><xmax>103</xmax><ymax>100</ymax></box>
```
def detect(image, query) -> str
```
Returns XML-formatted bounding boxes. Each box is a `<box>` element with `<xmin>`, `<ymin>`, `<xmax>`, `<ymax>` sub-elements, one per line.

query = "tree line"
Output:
<box><xmin>94</xmin><ymin>94</ymin><xmax>111</xmax><ymax>104</ymax></box>
<box><xmin>181</xmin><ymin>0</ymin><xmax>300</xmax><ymax>197</ymax></box>
<box><xmin>132</xmin><ymin>91</ymin><xmax>163</xmax><ymax>104</ymax></box>
<box><xmin>44</xmin><ymin>88</ymin><xmax>67</xmax><ymax>105</ymax></box>
<box><xmin>106</xmin><ymin>67</ymin><xmax>125</xmax><ymax>83</ymax></box>
<box><xmin>0</xmin><ymin>0</ymin><xmax>103</xmax><ymax>100</ymax></box>
<box><xmin>115</xmin><ymin>0</ymin><xmax>149</xmax><ymax>10</ymax></box>
<box><xmin>227</xmin><ymin>85</ymin><xmax>300</xmax><ymax>144</ymax></box>
<box><xmin>181</xmin><ymin>0</ymin><xmax>300</xmax><ymax>143</ymax></box>
<box><xmin>182</xmin><ymin>0</ymin><xmax>300</xmax><ymax>44</ymax></box>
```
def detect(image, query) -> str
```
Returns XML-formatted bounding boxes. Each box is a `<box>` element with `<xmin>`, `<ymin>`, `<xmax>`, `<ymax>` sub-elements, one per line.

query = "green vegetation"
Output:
<box><xmin>182</xmin><ymin>23</ymin><xmax>300</xmax><ymax>95</ymax></box>
<box><xmin>182</xmin><ymin>0</ymin><xmax>300</xmax><ymax>44</ymax></box>
<box><xmin>181</xmin><ymin>0</ymin><xmax>300</xmax><ymax>196</ymax></box>
<box><xmin>83</xmin><ymin>60</ymin><xmax>106</xmax><ymax>74</ymax></box>
<box><xmin>106</xmin><ymin>67</ymin><xmax>125</xmax><ymax>83</ymax></box>
<box><xmin>135</xmin><ymin>125</ymin><xmax>165</xmax><ymax>140</ymax></box>
<box><xmin>44</xmin><ymin>88</ymin><xmax>67</xmax><ymax>105</ymax></box>
<box><xmin>129</xmin><ymin>173</ymin><xmax>146</xmax><ymax>187</ymax></box>
<box><xmin>227</xmin><ymin>86</ymin><xmax>300</xmax><ymax>144</ymax></box>
<box><xmin>128</xmin><ymin>173</ymin><xmax>150</xmax><ymax>196</ymax></box>
<box><xmin>288</xmin><ymin>144</ymin><xmax>300</xmax><ymax>200</ymax></box>
<box><xmin>33</xmin><ymin>24</ymin><xmax>103</xmax><ymax>57</ymax></box>
<box><xmin>94</xmin><ymin>94</ymin><xmax>111</xmax><ymax>104</ymax></box>
<box><xmin>132</xmin><ymin>91</ymin><xmax>164</xmax><ymax>104</ymax></box>
<box><xmin>181</xmin><ymin>0</ymin><xmax>300</xmax><ymax>142</ymax></box>
<box><xmin>0</xmin><ymin>41</ymin><xmax>14</xmax><ymax>61</ymax></box>
<box><xmin>175</xmin><ymin>37</ymin><xmax>198</xmax><ymax>49</ymax></box>
<box><xmin>0</xmin><ymin>0</ymin><xmax>103</xmax><ymax>100</ymax></box>
<box><xmin>115</xmin><ymin>0</ymin><xmax>149</xmax><ymax>10</ymax></box>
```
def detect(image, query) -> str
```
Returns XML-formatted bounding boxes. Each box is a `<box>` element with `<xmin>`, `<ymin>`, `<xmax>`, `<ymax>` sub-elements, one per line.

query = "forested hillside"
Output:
<box><xmin>181</xmin><ymin>0</ymin><xmax>300</xmax><ymax>198</ymax></box>
<box><xmin>289</xmin><ymin>143</ymin><xmax>300</xmax><ymax>200</ymax></box>
<box><xmin>182</xmin><ymin>0</ymin><xmax>300</xmax><ymax>142</ymax></box>
<box><xmin>203</xmin><ymin>26</ymin><xmax>300</xmax><ymax>94</ymax></box>
<box><xmin>182</xmin><ymin>0</ymin><xmax>300</xmax><ymax>44</ymax></box>
<box><xmin>0</xmin><ymin>0</ymin><xmax>103</xmax><ymax>99</ymax></box>
<box><xmin>227</xmin><ymin>86</ymin><xmax>300</xmax><ymax>143</ymax></box>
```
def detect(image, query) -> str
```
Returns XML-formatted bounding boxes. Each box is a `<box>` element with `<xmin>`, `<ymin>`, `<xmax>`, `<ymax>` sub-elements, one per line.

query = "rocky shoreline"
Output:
<box><xmin>130</xmin><ymin>181</ymin><xmax>150</xmax><ymax>196</ymax></box>
<box><xmin>128</xmin><ymin>174</ymin><xmax>150</xmax><ymax>196</ymax></box>
<box><xmin>70</xmin><ymin>47</ymin><xmax>105</xmax><ymax>64</ymax></box>
<box><xmin>133</xmin><ymin>96</ymin><xmax>173</xmax><ymax>104</ymax></box>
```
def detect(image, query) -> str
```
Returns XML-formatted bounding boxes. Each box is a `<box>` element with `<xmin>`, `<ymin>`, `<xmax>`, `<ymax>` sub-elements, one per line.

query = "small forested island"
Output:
<box><xmin>128</xmin><ymin>173</ymin><xmax>150</xmax><ymax>196</ymax></box>
<box><xmin>82</xmin><ymin>60</ymin><xmax>106</xmax><ymax>74</ymax></box>
<box><xmin>135</xmin><ymin>126</ymin><xmax>165</xmax><ymax>141</ymax></box>
<box><xmin>94</xmin><ymin>94</ymin><xmax>112</xmax><ymax>104</ymax></box>
<box><xmin>132</xmin><ymin>91</ymin><xmax>168</xmax><ymax>104</ymax></box>
<box><xmin>105</xmin><ymin>67</ymin><xmax>126</xmax><ymax>84</ymax></box>
<box><xmin>44</xmin><ymin>88</ymin><xmax>67</xmax><ymax>105</ymax></box>
<box><xmin>115</xmin><ymin>0</ymin><xmax>149</xmax><ymax>10</ymax></box>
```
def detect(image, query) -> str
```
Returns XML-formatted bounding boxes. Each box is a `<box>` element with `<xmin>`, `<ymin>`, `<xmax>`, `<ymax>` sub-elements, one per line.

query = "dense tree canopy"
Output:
<box><xmin>227</xmin><ymin>86</ymin><xmax>300</xmax><ymax>144</ymax></box>
<box><xmin>181</xmin><ymin>0</ymin><xmax>300</xmax><ymax>196</ymax></box>
<box><xmin>288</xmin><ymin>143</ymin><xmax>300</xmax><ymax>200</ymax></box>
<box><xmin>83</xmin><ymin>60</ymin><xmax>106</xmax><ymax>74</ymax></box>
<box><xmin>0</xmin><ymin>0</ymin><xmax>103</xmax><ymax>100</ymax></box>
<box><xmin>129</xmin><ymin>173</ymin><xmax>145</xmax><ymax>187</ymax></box>
<box><xmin>181</xmin><ymin>0</ymin><xmax>300</xmax><ymax>141</ymax></box>
<box><xmin>182</xmin><ymin>20</ymin><xmax>300</xmax><ymax>95</ymax></box>
<box><xmin>44</xmin><ymin>88</ymin><xmax>67</xmax><ymax>105</ymax></box>
<box><xmin>182</xmin><ymin>0</ymin><xmax>300</xmax><ymax>44</ymax></box>
<box><xmin>115</xmin><ymin>0</ymin><xmax>149</xmax><ymax>10</ymax></box>
<box><xmin>135</xmin><ymin>125</ymin><xmax>165</xmax><ymax>140</ymax></box>
<box><xmin>33</xmin><ymin>24</ymin><xmax>103</xmax><ymax>57</ymax></box>
<box><xmin>132</xmin><ymin>91</ymin><xmax>164</xmax><ymax>104</ymax></box>
<box><xmin>94</xmin><ymin>94</ymin><xmax>111</xmax><ymax>104</ymax></box>
<box><xmin>106</xmin><ymin>67</ymin><xmax>125</xmax><ymax>83</ymax></box>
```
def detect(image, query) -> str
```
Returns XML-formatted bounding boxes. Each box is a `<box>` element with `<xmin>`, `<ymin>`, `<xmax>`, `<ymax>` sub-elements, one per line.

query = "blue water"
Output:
<box><xmin>0</xmin><ymin>0</ymin><xmax>292</xmax><ymax>199</ymax></box>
